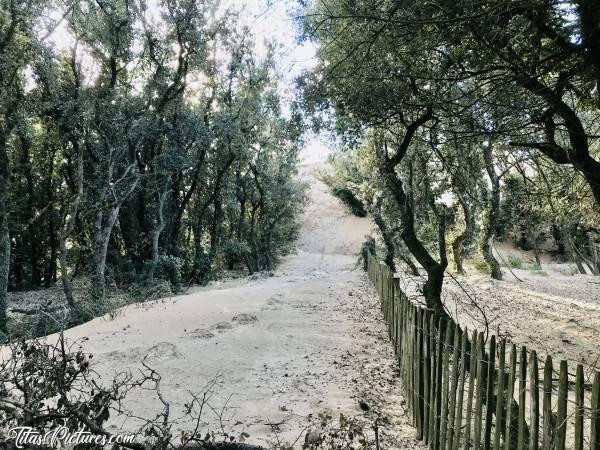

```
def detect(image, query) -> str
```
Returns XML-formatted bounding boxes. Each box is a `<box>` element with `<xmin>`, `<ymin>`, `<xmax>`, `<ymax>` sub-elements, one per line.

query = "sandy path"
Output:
<box><xmin>56</xmin><ymin>163</ymin><xmax>424</xmax><ymax>449</ymax></box>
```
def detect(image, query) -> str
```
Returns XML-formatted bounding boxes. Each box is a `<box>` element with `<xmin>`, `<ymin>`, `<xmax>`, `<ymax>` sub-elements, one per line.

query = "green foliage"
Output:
<box><xmin>300</xmin><ymin>0</ymin><xmax>600</xmax><ymax>295</ymax></box>
<box><xmin>225</xmin><ymin>240</ymin><xmax>251</xmax><ymax>259</ymax></box>
<box><xmin>528</xmin><ymin>263</ymin><xmax>548</xmax><ymax>276</ymax></box>
<box><xmin>360</xmin><ymin>238</ymin><xmax>376</xmax><ymax>271</ymax></box>
<box><xmin>331</xmin><ymin>186</ymin><xmax>367</xmax><ymax>217</ymax></box>
<box><xmin>473</xmin><ymin>259</ymin><xmax>491</xmax><ymax>275</ymax></box>
<box><xmin>154</xmin><ymin>256</ymin><xmax>185</xmax><ymax>289</ymax></box>
<box><xmin>507</xmin><ymin>256</ymin><xmax>523</xmax><ymax>269</ymax></box>
<box><xmin>0</xmin><ymin>0</ymin><xmax>306</xmax><ymax>336</ymax></box>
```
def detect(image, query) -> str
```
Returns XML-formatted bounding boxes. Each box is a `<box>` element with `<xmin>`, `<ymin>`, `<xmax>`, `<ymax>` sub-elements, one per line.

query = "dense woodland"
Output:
<box><xmin>301</xmin><ymin>0</ymin><xmax>600</xmax><ymax>321</ymax></box>
<box><xmin>0</xmin><ymin>0</ymin><xmax>306</xmax><ymax>339</ymax></box>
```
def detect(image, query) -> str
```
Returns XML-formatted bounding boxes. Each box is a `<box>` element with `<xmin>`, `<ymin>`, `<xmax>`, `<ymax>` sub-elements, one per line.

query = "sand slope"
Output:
<box><xmin>54</xmin><ymin>163</ymin><xmax>424</xmax><ymax>448</ymax></box>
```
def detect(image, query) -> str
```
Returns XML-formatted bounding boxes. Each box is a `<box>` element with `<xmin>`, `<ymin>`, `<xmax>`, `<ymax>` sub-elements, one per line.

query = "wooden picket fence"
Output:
<box><xmin>366</xmin><ymin>253</ymin><xmax>600</xmax><ymax>450</ymax></box>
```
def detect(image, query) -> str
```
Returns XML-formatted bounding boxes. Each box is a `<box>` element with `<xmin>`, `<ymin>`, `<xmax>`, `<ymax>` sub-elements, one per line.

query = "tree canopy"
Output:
<box><xmin>0</xmin><ymin>0</ymin><xmax>306</xmax><ymax>338</ymax></box>
<box><xmin>301</xmin><ymin>0</ymin><xmax>600</xmax><ymax>317</ymax></box>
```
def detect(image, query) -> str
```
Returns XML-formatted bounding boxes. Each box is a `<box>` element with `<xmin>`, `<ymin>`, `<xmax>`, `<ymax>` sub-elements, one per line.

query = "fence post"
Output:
<box><xmin>423</xmin><ymin>310</ymin><xmax>431</xmax><ymax>444</ymax></box>
<box><xmin>591</xmin><ymin>372</ymin><xmax>600</xmax><ymax>450</ymax></box>
<box><xmin>415</xmin><ymin>307</ymin><xmax>424</xmax><ymax>437</ymax></box>
<box><xmin>484</xmin><ymin>335</ymin><xmax>496</xmax><ymax>450</ymax></box>
<box><xmin>453</xmin><ymin>327</ymin><xmax>468</xmax><ymax>450</ymax></box>
<box><xmin>494</xmin><ymin>339</ymin><xmax>506</xmax><ymax>450</ymax></box>
<box><xmin>464</xmin><ymin>330</ymin><xmax>479</xmax><ymax>450</ymax></box>
<box><xmin>446</xmin><ymin>325</ymin><xmax>461</xmax><ymax>450</ymax></box>
<box><xmin>505</xmin><ymin>344</ymin><xmax>517</xmax><ymax>450</ymax></box>
<box><xmin>555</xmin><ymin>360</ymin><xmax>568</xmax><ymax>450</ymax></box>
<box><xmin>517</xmin><ymin>346</ymin><xmax>528</xmax><ymax>450</ymax></box>
<box><xmin>429</xmin><ymin>314</ymin><xmax>438</xmax><ymax>444</ymax></box>
<box><xmin>541</xmin><ymin>355</ymin><xmax>553</xmax><ymax>450</ymax></box>
<box><xmin>529</xmin><ymin>350</ymin><xmax>539</xmax><ymax>450</ymax></box>
<box><xmin>473</xmin><ymin>333</ymin><xmax>486</xmax><ymax>450</ymax></box>
<box><xmin>574</xmin><ymin>364</ymin><xmax>584</xmax><ymax>450</ymax></box>
<box><xmin>440</xmin><ymin>322</ymin><xmax>455</xmax><ymax>450</ymax></box>
<box><xmin>433</xmin><ymin>318</ymin><xmax>444</xmax><ymax>450</ymax></box>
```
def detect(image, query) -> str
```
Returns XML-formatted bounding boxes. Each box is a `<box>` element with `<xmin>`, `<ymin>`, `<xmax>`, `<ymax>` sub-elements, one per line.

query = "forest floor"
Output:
<box><xmin>41</xmin><ymin>163</ymin><xmax>425</xmax><ymax>449</ymax></box>
<box><xmin>399</xmin><ymin>242</ymin><xmax>600</xmax><ymax>377</ymax></box>
<box><xmin>446</xmin><ymin>249</ymin><xmax>600</xmax><ymax>371</ymax></box>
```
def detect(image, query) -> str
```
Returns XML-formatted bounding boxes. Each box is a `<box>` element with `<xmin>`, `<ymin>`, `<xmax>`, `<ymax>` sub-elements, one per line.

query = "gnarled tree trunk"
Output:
<box><xmin>481</xmin><ymin>141</ymin><xmax>502</xmax><ymax>280</ymax></box>
<box><xmin>59</xmin><ymin>140</ymin><xmax>83</xmax><ymax>308</ymax></box>
<box><xmin>372</xmin><ymin>205</ymin><xmax>396</xmax><ymax>273</ymax></box>
<box><xmin>451</xmin><ymin>192</ymin><xmax>473</xmax><ymax>275</ymax></box>
<box><xmin>149</xmin><ymin>187</ymin><xmax>169</xmax><ymax>280</ymax></box>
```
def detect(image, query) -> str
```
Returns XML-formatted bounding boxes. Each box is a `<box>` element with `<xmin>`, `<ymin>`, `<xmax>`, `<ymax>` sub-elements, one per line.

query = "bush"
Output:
<box><xmin>507</xmin><ymin>256</ymin><xmax>523</xmax><ymax>269</ymax></box>
<box><xmin>473</xmin><ymin>259</ymin><xmax>490</xmax><ymax>274</ymax></box>
<box><xmin>142</xmin><ymin>255</ymin><xmax>185</xmax><ymax>290</ymax></box>
<box><xmin>128</xmin><ymin>278</ymin><xmax>174</xmax><ymax>302</ymax></box>
<box><xmin>528</xmin><ymin>263</ymin><xmax>548</xmax><ymax>276</ymax></box>
<box><xmin>332</xmin><ymin>186</ymin><xmax>367</xmax><ymax>217</ymax></box>
<box><xmin>360</xmin><ymin>238</ymin><xmax>376</xmax><ymax>271</ymax></box>
<box><xmin>224</xmin><ymin>239</ymin><xmax>252</xmax><ymax>265</ymax></box>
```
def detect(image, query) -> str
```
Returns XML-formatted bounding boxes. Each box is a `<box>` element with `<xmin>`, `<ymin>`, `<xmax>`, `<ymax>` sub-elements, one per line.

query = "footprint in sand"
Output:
<box><xmin>262</xmin><ymin>294</ymin><xmax>284</xmax><ymax>311</ymax></box>
<box><xmin>145</xmin><ymin>342</ymin><xmax>181</xmax><ymax>360</ymax></box>
<box><xmin>102</xmin><ymin>349</ymin><xmax>137</xmax><ymax>362</ymax></box>
<box><xmin>188</xmin><ymin>328</ymin><xmax>215</xmax><ymax>340</ymax></box>
<box><xmin>214</xmin><ymin>321</ymin><xmax>233</xmax><ymax>332</ymax></box>
<box><xmin>232</xmin><ymin>313</ymin><xmax>259</xmax><ymax>324</ymax></box>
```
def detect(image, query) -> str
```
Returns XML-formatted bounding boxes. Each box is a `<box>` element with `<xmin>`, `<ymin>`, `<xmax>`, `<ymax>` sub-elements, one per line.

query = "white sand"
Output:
<box><xmin>409</xmin><ymin>241</ymin><xmax>600</xmax><ymax>371</ymax></box>
<box><xmin>50</xmin><ymin>163</ymin><xmax>424</xmax><ymax>449</ymax></box>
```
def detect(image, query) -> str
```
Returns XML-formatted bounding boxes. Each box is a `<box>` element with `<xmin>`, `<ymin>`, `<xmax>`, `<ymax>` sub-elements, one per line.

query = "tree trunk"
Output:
<box><xmin>199</xmin><ymin>194</ymin><xmax>224</xmax><ymax>285</ymax></box>
<box><xmin>249</xmin><ymin>203</ymin><xmax>259</xmax><ymax>272</ymax></box>
<box><xmin>379</xmin><ymin>162</ymin><xmax>448</xmax><ymax>320</ymax></box>
<box><xmin>0</xmin><ymin>132</ymin><xmax>11</xmax><ymax>335</ymax></box>
<box><xmin>0</xmin><ymin>207</ymin><xmax>9</xmax><ymax>337</ymax></box>
<box><xmin>395</xmin><ymin>239</ymin><xmax>420</xmax><ymax>276</ymax></box>
<box><xmin>481</xmin><ymin>141</ymin><xmax>503</xmax><ymax>280</ymax></box>
<box><xmin>149</xmin><ymin>189</ymin><xmax>168</xmax><ymax>280</ymax></box>
<box><xmin>533</xmin><ymin>245</ymin><xmax>542</xmax><ymax>267</ymax></box>
<box><xmin>91</xmin><ymin>207</ymin><xmax>120</xmax><ymax>302</ymax></box>
<box><xmin>451</xmin><ymin>192</ymin><xmax>473</xmax><ymax>275</ymax></box>
<box><xmin>564</xmin><ymin>232</ymin><xmax>587</xmax><ymax>274</ymax></box>
<box><xmin>372</xmin><ymin>206</ymin><xmax>396</xmax><ymax>273</ymax></box>
<box><xmin>588</xmin><ymin>232</ymin><xmax>600</xmax><ymax>276</ymax></box>
<box><xmin>59</xmin><ymin>142</ymin><xmax>83</xmax><ymax>308</ymax></box>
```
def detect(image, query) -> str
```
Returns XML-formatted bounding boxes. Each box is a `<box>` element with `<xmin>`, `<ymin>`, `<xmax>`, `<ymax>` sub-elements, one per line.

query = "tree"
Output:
<box><xmin>0</xmin><ymin>0</ymin><xmax>306</xmax><ymax>337</ymax></box>
<box><xmin>0</xmin><ymin>0</ymin><xmax>49</xmax><ymax>336</ymax></box>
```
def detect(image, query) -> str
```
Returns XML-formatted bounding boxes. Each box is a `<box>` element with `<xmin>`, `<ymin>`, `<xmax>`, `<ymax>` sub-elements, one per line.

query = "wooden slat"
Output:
<box><xmin>504</xmin><ymin>344</ymin><xmax>517</xmax><ymax>450</ymax></box>
<box><xmin>591</xmin><ymin>372</ymin><xmax>600</xmax><ymax>450</ymax></box>
<box><xmin>433</xmin><ymin>318</ymin><xmax>444</xmax><ymax>450</ymax></box>
<box><xmin>529</xmin><ymin>350</ymin><xmax>539</xmax><ymax>450</ymax></box>
<box><xmin>415</xmin><ymin>307</ymin><xmax>423</xmax><ymax>437</ymax></box>
<box><xmin>517</xmin><ymin>346</ymin><xmax>527</xmax><ymax>450</ymax></box>
<box><xmin>453</xmin><ymin>327</ymin><xmax>468</xmax><ymax>450</ymax></box>
<box><xmin>484</xmin><ymin>335</ymin><xmax>496</xmax><ymax>450</ymax></box>
<box><xmin>574</xmin><ymin>364</ymin><xmax>584</xmax><ymax>450</ymax></box>
<box><xmin>423</xmin><ymin>310</ymin><xmax>431</xmax><ymax>444</ymax></box>
<box><xmin>473</xmin><ymin>333</ymin><xmax>485</xmax><ymax>450</ymax></box>
<box><xmin>447</xmin><ymin>326</ymin><xmax>461</xmax><ymax>450</ymax></box>
<box><xmin>464</xmin><ymin>330</ymin><xmax>478</xmax><ymax>450</ymax></box>
<box><xmin>542</xmin><ymin>355</ymin><xmax>553</xmax><ymax>450</ymax></box>
<box><xmin>429</xmin><ymin>314</ymin><xmax>438</xmax><ymax>444</ymax></box>
<box><xmin>440</xmin><ymin>322</ymin><xmax>455</xmax><ymax>450</ymax></box>
<box><xmin>555</xmin><ymin>360</ymin><xmax>568</xmax><ymax>450</ymax></box>
<box><xmin>494</xmin><ymin>339</ymin><xmax>506</xmax><ymax>450</ymax></box>
<box><xmin>408</xmin><ymin>304</ymin><xmax>415</xmax><ymax>422</ymax></box>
